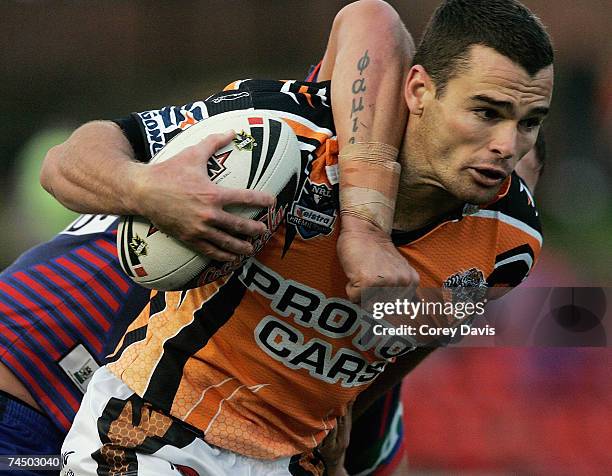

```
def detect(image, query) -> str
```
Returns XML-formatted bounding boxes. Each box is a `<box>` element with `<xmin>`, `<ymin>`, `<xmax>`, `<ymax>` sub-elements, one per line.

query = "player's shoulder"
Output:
<box><xmin>120</xmin><ymin>79</ymin><xmax>335</xmax><ymax>162</ymax></box>
<box><xmin>484</xmin><ymin>172</ymin><xmax>542</xmax><ymax>235</ymax></box>
<box><xmin>221</xmin><ymin>78</ymin><xmax>330</xmax><ymax>95</ymax></box>
<box><xmin>214</xmin><ymin>78</ymin><xmax>331</xmax><ymax>110</ymax></box>
<box><xmin>216</xmin><ymin>79</ymin><xmax>334</xmax><ymax>131</ymax></box>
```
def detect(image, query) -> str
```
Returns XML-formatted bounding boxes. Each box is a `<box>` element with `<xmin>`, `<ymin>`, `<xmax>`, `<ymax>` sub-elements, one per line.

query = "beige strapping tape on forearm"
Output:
<box><xmin>338</xmin><ymin>142</ymin><xmax>400</xmax><ymax>234</ymax></box>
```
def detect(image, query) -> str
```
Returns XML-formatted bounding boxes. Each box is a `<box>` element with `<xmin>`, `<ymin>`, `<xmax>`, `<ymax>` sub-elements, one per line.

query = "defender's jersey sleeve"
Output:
<box><xmin>112</xmin><ymin>79</ymin><xmax>334</xmax><ymax>162</ymax></box>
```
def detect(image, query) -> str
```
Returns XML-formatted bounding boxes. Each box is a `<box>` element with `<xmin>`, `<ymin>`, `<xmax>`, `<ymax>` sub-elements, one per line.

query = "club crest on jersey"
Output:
<box><xmin>233</xmin><ymin>130</ymin><xmax>257</xmax><ymax>151</ymax></box>
<box><xmin>129</xmin><ymin>234</ymin><xmax>148</xmax><ymax>257</ymax></box>
<box><xmin>288</xmin><ymin>179</ymin><xmax>337</xmax><ymax>239</ymax></box>
<box><xmin>207</xmin><ymin>150</ymin><xmax>232</xmax><ymax>181</ymax></box>
<box><xmin>443</xmin><ymin>267</ymin><xmax>488</xmax><ymax>304</ymax></box>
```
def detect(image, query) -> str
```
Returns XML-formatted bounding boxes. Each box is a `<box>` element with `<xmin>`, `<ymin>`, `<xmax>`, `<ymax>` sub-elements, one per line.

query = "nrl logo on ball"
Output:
<box><xmin>233</xmin><ymin>130</ymin><xmax>257</xmax><ymax>151</ymax></box>
<box><xmin>129</xmin><ymin>235</ymin><xmax>148</xmax><ymax>257</ymax></box>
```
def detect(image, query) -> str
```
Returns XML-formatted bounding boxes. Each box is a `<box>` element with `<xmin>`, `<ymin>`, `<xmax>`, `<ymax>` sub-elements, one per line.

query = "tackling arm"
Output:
<box><xmin>318</xmin><ymin>0</ymin><xmax>413</xmax><ymax>150</ymax></box>
<box><xmin>41</xmin><ymin>121</ymin><xmax>144</xmax><ymax>217</ymax></box>
<box><xmin>317</xmin><ymin>0</ymin><xmax>420</xmax><ymax>302</ymax></box>
<box><xmin>40</xmin><ymin>124</ymin><xmax>273</xmax><ymax>261</ymax></box>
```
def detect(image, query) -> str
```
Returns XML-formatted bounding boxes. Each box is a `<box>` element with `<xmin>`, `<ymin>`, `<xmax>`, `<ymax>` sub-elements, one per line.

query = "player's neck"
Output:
<box><xmin>393</xmin><ymin>146</ymin><xmax>463</xmax><ymax>232</ymax></box>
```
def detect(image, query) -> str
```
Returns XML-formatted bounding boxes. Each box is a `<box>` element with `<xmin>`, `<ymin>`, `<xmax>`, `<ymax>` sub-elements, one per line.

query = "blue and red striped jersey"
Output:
<box><xmin>0</xmin><ymin>214</ymin><xmax>150</xmax><ymax>431</ymax></box>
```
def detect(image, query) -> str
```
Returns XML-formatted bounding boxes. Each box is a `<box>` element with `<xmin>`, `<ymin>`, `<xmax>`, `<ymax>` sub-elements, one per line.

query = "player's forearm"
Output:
<box><xmin>321</xmin><ymin>1</ymin><xmax>419</xmax><ymax>303</ymax></box>
<box><xmin>319</xmin><ymin>0</ymin><xmax>414</xmax><ymax>149</ymax></box>
<box><xmin>40</xmin><ymin>120</ymin><xmax>146</xmax><ymax>216</ymax></box>
<box><xmin>353</xmin><ymin>347</ymin><xmax>434</xmax><ymax>419</ymax></box>
<box><xmin>323</xmin><ymin>1</ymin><xmax>413</xmax><ymax>234</ymax></box>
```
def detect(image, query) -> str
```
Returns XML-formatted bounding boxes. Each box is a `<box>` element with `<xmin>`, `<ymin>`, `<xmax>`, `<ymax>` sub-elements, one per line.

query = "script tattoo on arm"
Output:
<box><xmin>349</xmin><ymin>50</ymin><xmax>370</xmax><ymax>144</ymax></box>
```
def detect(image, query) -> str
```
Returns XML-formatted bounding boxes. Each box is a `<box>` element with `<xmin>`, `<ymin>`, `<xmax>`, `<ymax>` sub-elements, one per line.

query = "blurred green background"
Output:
<box><xmin>0</xmin><ymin>1</ymin><xmax>610</xmax><ymax>473</ymax></box>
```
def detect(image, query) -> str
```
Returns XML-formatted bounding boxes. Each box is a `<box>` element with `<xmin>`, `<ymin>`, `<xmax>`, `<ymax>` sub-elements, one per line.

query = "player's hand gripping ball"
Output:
<box><xmin>118</xmin><ymin>110</ymin><xmax>301</xmax><ymax>290</ymax></box>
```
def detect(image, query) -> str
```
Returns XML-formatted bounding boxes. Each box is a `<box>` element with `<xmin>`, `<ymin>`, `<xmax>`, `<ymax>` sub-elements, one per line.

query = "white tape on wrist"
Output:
<box><xmin>338</xmin><ymin>142</ymin><xmax>400</xmax><ymax>234</ymax></box>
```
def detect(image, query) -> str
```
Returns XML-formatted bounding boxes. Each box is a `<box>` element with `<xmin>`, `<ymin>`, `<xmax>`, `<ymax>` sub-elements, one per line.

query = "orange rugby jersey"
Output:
<box><xmin>108</xmin><ymin>79</ymin><xmax>542</xmax><ymax>459</ymax></box>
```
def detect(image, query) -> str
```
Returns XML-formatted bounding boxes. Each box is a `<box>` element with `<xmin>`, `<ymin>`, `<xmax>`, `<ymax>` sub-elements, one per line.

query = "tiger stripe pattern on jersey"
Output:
<box><xmin>106</xmin><ymin>79</ymin><xmax>542</xmax><ymax>459</ymax></box>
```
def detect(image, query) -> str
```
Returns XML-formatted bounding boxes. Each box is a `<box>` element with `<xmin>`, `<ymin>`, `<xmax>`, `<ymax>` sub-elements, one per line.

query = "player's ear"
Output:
<box><xmin>404</xmin><ymin>65</ymin><xmax>434</xmax><ymax>116</ymax></box>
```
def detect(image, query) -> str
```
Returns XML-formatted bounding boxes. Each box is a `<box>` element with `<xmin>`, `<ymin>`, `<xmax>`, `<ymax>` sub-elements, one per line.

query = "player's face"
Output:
<box><xmin>419</xmin><ymin>45</ymin><xmax>553</xmax><ymax>204</ymax></box>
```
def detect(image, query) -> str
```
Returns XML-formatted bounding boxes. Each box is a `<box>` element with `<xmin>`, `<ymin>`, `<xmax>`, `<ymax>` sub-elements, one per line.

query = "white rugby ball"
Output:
<box><xmin>117</xmin><ymin>109</ymin><xmax>300</xmax><ymax>290</ymax></box>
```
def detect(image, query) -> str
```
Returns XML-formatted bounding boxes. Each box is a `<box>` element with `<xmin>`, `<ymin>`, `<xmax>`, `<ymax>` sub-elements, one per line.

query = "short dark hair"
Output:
<box><xmin>413</xmin><ymin>0</ymin><xmax>554</xmax><ymax>96</ymax></box>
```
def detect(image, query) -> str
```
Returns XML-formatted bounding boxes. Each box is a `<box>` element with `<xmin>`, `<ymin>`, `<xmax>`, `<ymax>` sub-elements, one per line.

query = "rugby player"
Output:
<box><xmin>331</xmin><ymin>133</ymin><xmax>547</xmax><ymax>476</ymax></box>
<box><xmin>48</xmin><ymin>1</ymin><xmax>553</xmax><ymax>474</ymax></box>
<box><xmin>310</xmin><ymin>4</ymin><xmax>546</xmax><ymax>473</ymax></box>
<box><xmin>0</xmin><ymin>139</ymin><xmax>545</xmax><ymax>476</ymax></box>
<box><xmin>2</xmin><ymin>2</ymin><xmax>414</xmax><ymax>474</ymax></box>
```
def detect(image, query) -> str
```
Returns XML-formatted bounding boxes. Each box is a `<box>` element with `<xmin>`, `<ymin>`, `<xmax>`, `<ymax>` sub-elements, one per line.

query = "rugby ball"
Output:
<box><xmin>117</xmin><ymin>109</ymin><xmax>300</xmax><ymax>290</ymax></box>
